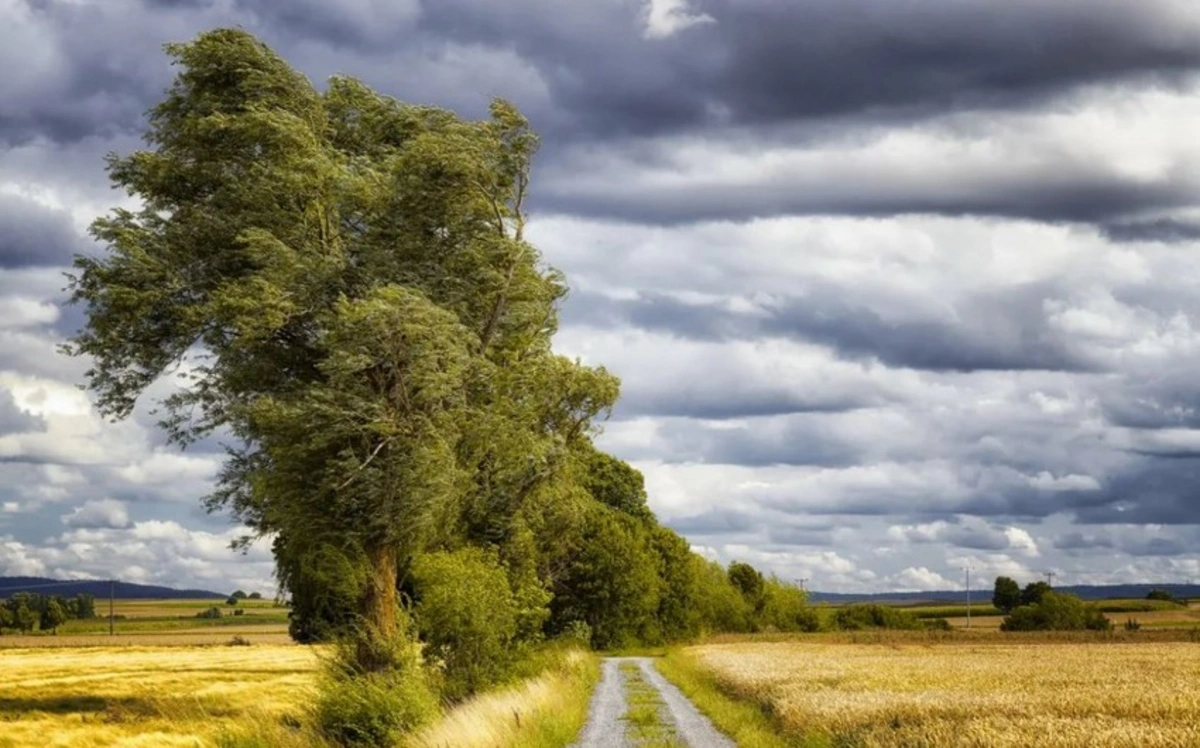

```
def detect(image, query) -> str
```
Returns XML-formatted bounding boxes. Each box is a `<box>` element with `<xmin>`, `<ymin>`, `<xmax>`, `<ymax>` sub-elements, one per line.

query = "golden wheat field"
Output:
<box><xmin>684</xmin><ymin>639</ymin><xmax>1200</xmax><ymax>747</ymax></box>
<box><xmin>0</xmin><ymin>644</ymin><xmax>319</xmax><ymax>748</ymax></box>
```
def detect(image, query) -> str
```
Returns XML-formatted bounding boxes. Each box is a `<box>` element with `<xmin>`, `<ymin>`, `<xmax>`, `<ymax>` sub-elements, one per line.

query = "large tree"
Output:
<box><xmin>67</xmin><ymin>29</ymin><xmax>616</xmax><ymax>670</ymax></box>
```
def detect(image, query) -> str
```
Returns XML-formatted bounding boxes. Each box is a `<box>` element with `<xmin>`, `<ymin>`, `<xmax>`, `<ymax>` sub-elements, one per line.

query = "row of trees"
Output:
<box><xmin>65</xmin><ymin>28</ymin><xmax>821</xmax><ymax>744</ymax></box>
<box><xmin>0</xmin><ymin>593</ymin><xmax>97</xmax><ymax>634</ymax></box>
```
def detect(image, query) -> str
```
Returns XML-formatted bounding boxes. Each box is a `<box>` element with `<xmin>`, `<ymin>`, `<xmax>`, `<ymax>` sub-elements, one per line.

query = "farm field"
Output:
<box><xmin>0</xmin><ymin>644</ymin><xmax>319</xmax><ymax>747</ymax></box>
<box><xmin>675</xmin><ymin>638</ymin><xmax>1200</xmax><ymax>747</ymax></box>
<box><xmin>0</xmin><ymin>598</ymin><xmax>291</xmax><ymax>647</ymax></box>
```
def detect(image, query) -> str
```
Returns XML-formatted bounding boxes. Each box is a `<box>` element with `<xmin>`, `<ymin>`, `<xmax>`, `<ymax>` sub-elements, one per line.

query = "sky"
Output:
<box><xmin>3</xmin><ymin>0</ymin><xmax>1200</xmax><ymax>595</ymax></box>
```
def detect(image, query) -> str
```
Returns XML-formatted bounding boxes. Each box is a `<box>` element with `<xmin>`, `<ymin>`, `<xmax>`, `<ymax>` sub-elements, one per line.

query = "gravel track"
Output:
<box><xmin>572</xmin><ymin>656</ymin><xmax>735</xmax><ymax>748</ymax></box>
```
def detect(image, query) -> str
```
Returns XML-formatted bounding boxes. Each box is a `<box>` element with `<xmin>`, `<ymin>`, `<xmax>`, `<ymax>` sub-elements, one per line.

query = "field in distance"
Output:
<box><xmin>0</xmin><ymin>643</ymin><xmax>317</xmax><ymax>748</ymax></box>
<box><xmin>680</xmin><ymin>636</ymin><xmax>1200</xmax><ymax>747</ymax></box>
<box><xmin>0</xmin><ymin>598</ymin><xmax>291</xmax><ymax>647</ymax></box>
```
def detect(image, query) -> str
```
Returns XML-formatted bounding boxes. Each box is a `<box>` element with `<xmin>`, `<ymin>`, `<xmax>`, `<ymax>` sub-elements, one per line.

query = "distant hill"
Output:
<box><xmin>0</xmin><ymin>576</ymin><xmax>227</xmax><ymax>600</ymax></box>
<box><xmin>809</xmin><ymin>583</ymin><xmax>1200</xmax><ymax>605</ymax></box>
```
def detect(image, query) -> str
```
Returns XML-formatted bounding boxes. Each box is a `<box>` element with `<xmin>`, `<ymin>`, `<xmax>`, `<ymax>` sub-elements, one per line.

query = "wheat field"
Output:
<box><xmin>683</xmin><ymin>639</ymin><xmax>1200</xmax><ymax>747</ymax></box>
<box><xmin>0</xmin><ymin>644</ymin><xmax>319</xmax><ymax>747</ymax></box>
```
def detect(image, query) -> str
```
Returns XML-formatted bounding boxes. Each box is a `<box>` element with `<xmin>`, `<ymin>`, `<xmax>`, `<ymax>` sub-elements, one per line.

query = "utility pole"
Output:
<box><xmin>109</xmin><ymin>579</ymin><xmax>115</xmax><ymax>636</ymax></box>
<box><xmin>797</xmin><ymin>578</ymin><xmax>808</xmax><ymax>592</ymax></box>
<box><xmin>965</xmin><ymin>566</ymin><xmax>971</xmax><ymax>629</ymax></box>
<box><xmin>1044</xmin><ymin>571</ymin><xmax>1056</xmax><ymax>587</ymax></box>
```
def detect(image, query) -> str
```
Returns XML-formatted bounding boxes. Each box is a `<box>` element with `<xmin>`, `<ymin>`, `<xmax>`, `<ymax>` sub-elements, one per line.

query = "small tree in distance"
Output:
<box><xmin>40</xmin><ymin>599</ymin><xmax>67</xmax><ymax>634</ymax></box>
<box><xmin>1021</xmin><ymin>581</ymin><xmax>1053</xmax><ymax>607</ymax></box>
<box><xmin>992</xmin><ymin>576</ymin><xmax>1021</xmax><ymax>613</ymax></box>
<box><xmin>226</xmin><ymin>595</ymin><xmax>240</xmax><ymax>607</ymax></box>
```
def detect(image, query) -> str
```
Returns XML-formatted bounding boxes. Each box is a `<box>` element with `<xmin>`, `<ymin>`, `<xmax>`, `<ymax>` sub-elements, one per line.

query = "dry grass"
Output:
<box><xmin>404</xmin><ymin>648</ymin><xmax>599</xmax><ymax>748</ymax></box>
<box><xmin>681</xmin><ymin>639</ymin><xmax>1200</xmax><ymax>747</ymax></box>
<box><xmin>0</xmin><ymin>644</ymin><xmax>319</xmax><ymax>747</ymax></box>
<box><xmin>0</xmin><ymin>631</ymin><xmax>293</xmax><ymax>648</ymax></box>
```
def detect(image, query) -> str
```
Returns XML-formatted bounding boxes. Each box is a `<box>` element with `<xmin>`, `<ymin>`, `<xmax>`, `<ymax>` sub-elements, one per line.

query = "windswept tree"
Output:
<box><xmin>66</xmin><ymin>28</ymin><xmax>617</xmax><ymax>672</ymax></box>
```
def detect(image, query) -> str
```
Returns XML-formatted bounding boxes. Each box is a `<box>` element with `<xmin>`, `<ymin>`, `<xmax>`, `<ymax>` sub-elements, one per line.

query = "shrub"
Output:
<box><xmin>558</xmin><ymin>620</ymin><xmax>593</xmax><ymax>647</ymax></box>
<box><xmin>315</xmin><ymin>670</ymin><xmax>438</xmax><ymax>747</ymax></box>
<box><xmin>196</xmin><ymin>606</ymin><xmax>223</xmax><ymax>619</ymax></box>
<box><xmin>314</xmin><ymin>636</ymin><xmax>438</xmax><ymax>747</ymax></box>
<box><xmin>834</xmin><ymin>604</ymin><xmax>923</xmax><ymax>631</ymax></box>
<box><xmin>411</xmin><ymin>548</ymin><xmax>519</xmax><ymax>701</ymax></box>
<box><xmin>233</xmin><ymin>608</ymin><xmax>246</xmax><ymax>616</ymax></box>
<box><xmin>226</xmin><ymin>596</ymin><xmax>240</xmax><ymax>606</ymax></box>
<box><xmin>923</xmin><ymin>617</ymin><xmax>953</xmax><ymax>632</ymax></box>
<box><xmin>1001</xmin><ymin>591</ymin><xmax>1113</xmax><ymax>632</ymax></box>
<box><xmin>227</xmin><ymin>635</ymin><xmax>252</xmax><ymax>646</ymax></box>
<box><xmin>1124</xmin><ymin>618</ymin><xmax>1142</xmax><ymax>632</ymax></box>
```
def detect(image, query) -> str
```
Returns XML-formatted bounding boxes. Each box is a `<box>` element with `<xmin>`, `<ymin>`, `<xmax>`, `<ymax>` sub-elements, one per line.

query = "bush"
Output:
<box><xmin>227</xmin><ymin>635</ymin><xmax>252</xmax><ymax>646</ymax></box>
<box><xmin>923</xmin><ymin>617</ymin><xmax>953</xmax><ymax>632</ymax></box>
<box><xmin>834</xmin><ymin>604</ymin><xmax>924</xmax><ymax>631</ymax></box>
<box><xmin>233</xmin><ymin>608</ymin><xmax>245</xmax><ymax>616</ymax></box>
<box><xmin>759</xmin><ymin>578</ymin><xmax>820</xmax><ymax>632</ymax></box>
<box><xmin>1001</xmin><ymin>591</ymin><xmax>1113</xmax><ymax>632</ymax></box>
<box><xmin>313</xmin><ymin>635</ymin><xmax>438</xmax><ymax>747</ymax></box>
<box><xmin>196</xmin><ymin>606</ymin><xmax>223</xmax><ymax>619</ymax></box>
<box><xmin>1124</xmin><ymin>618</ymin><xmax>1142</xmax><ymax>632</ymax></box>
<box><xmin>315</xmin><ymin>670</ymin><xmax>438</xmax><ymax>747</ymax></box>
<box><xmin>226</xmin><ymin>596</ymin><xmax>240</xmax><ymax>606</ymax></box>
<box><xmin>411</xmin><ymin>548</ymin><xmax>519</xmax><ymax>701</ymax></box>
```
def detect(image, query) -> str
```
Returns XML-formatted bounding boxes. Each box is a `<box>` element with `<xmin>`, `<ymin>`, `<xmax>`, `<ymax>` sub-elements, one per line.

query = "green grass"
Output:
<box><xmin>619</xmin><ymin>662</ymin><xmax>684</xmax><ymax>748</ymax></box>
<box><xmin>655</xmin><ymin>649</ymin><xmax>821</xmax><ymax>748</ymax></box>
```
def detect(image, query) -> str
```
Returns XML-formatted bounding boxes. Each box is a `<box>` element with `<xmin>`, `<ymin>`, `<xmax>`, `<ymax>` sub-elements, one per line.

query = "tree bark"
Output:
<box><xmin>357</xmin><ymin>541</ymin><xmax>400</xmax><ymax>671</ymax></box>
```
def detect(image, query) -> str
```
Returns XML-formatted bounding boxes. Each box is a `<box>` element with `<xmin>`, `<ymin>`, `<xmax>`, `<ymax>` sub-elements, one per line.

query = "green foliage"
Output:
<box><xmin>728</xmin><ymin>562</ymin><xmax>766</xmax><ymax>612</ymax></box>
<box><xmin>579</xmin><ymin>443</ymin><xmax>653</xmax><ymax>521</ymax></box>
<box><xmin>550</xmin><ymin>508</ymin><xmax>661</xmax><ymax>649</ymax></box>
<box><xmin>1147</xmin><ymin>589</ymin><xmax>1184</xmax><ymax>605</ymax></box>
<box><xmin>40</xmin><ymin>599</ymin><xmax>67</xmax><ymax>633</ymax></box>
<box><xmin>315</xmin><ymin>622</ymin><xmax>439</xmax><ymax>746</ymax></box>
<box><xmin>231</xmin><ymin>590</ymin><xmax>248</xmax><ymax>600</ymax></box>
<box><xmin>0</xmin><ymin>605</ymin><xmax>11</xmax><ymax>632</ymax></box>
<box><xmin>226</xmin><ymin>596</ymin><xmax>240</xmax><ymax>606</ymax></box>
<box><xmin>1000</xmin><ymin>591</ymin><xmax>1113</xmax><ymax>632</ymax></box>
<box><xmin>1020</xmin><ymin>581</ymin><xmax>1053</xmax><ymax>607</ymax></box>
<box><xmin>759</xmin><ymin>578</ymin><xmax>820</xmax><ymax>633</ymax></box>
<box><xmin>197</xmin><ymin>606</ymin><xmax>223</xmax><ymax>620</ymax></box>
<box><xmin>689</xmin><ymin>557</ymin><xmax>753</xmax><ymax>634</ymax></box>
<box><xmin>248</xmin><ymin>592</ymin><xmax>263</xmax><ymax>600</ymax></box>
<box><xmin>411</xmin><ymin>548</ymin><xmax>519</xmax><ymax>701</ymax></box>
<box><xmin>1124</xmin><ymin>617</ymin><xmax>1142</xmax><ymax>632</ymax></box>
<box><xmin>992</xmin><ymin>576</ymin><xmax>1021</xmax><ymax>614</ymax></box>
<box><xmin>833</xmin><ymin>604</ymin><xmax>924</xmax><ymax>631</ymax></box>
<box><xmin>67</xmin><ymin>27</ymin><xmax>618</xmax><ymax>671</ymax></box>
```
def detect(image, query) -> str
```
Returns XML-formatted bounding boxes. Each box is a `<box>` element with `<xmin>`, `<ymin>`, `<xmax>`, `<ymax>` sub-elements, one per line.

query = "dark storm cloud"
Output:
<box><xmin>1073</xmin><ymin>457</ymin><xmax>1200</xmax><ymax>525</ymax></box>
<box><xmin>572</xmin><ymin>287</ymin><xmax>1096</xmax><ymax>373</ymax></box>
<box><xmin>1102</xmin><ymin>219</ymin><xmax>1200</xmax><ymax>244</ymax></box>
<box><xmin>418</xmin><ymin>0</ymin><xmax>1200</xmax><ymax>136</ymax></box>
<box><xmin>0</xmin><ymin>195</ymin><xmax>86</xmax><ymax>268</ymax></box>
<box><xmin>542</xmin><ymin>166</ymin><xmax>1195</xmax><ymax>226</ymax></box>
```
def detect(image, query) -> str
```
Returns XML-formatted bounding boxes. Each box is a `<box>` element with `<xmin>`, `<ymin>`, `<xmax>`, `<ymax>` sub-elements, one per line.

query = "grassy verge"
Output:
<box><xmin>619</xmin><ymin>661</ymin><xmax>683</xmax><ymax>747</ymax></box>
<box><xmin>403</xmin><ymin>644</ymin><xmax>599</xmax><ymax>748</ymax></box>
<box><xmin>655</xmin><ymin>648</ymin><xmax>825</xmax><ymax>748</ymax></box>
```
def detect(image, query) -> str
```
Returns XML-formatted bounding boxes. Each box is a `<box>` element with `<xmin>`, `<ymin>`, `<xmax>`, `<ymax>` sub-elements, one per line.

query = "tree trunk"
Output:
<box><xmin>357</xmin><ymin>541</ymin><xmax>400</xmax><ymax>672</ymax></box>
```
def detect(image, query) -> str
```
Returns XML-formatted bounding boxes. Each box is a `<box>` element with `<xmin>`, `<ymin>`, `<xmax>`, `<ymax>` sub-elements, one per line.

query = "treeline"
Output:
<box><xmin>284</xmin><ymin>443</ymin><xmax>817</xmax><ymax>683</ymax></box>
<box><xmin>0</xmin><ymin>592</ymin><xmax>97</xmax><ymax>634</ymax></box>
<box><xmin>992</xmin><ymin>577</ymin><xmax>1111</xmax><ymax>632</ymax></box>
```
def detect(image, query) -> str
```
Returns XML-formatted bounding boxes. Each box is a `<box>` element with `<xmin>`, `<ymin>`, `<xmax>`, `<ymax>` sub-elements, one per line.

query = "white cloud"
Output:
<box><xmin>61</xmin><ymin>498</ymin><xmax>130</xmax><ymax>529</ymax></box>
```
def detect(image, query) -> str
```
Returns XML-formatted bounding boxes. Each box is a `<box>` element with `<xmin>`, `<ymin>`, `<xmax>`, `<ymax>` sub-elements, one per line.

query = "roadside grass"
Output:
<box><xmin>403</xmin><ymin>644</ymin><xmax>599</xmax><ymax>748</ymax></box>
<box><xmin>619</xmin><ymin>661</ymin><xmax>684</xmax><ymax>748</ymax></box>
<box><xmin>655</xmin><ymin>650</ymin><xmax>815</xmax><ymax>748</ymax></box>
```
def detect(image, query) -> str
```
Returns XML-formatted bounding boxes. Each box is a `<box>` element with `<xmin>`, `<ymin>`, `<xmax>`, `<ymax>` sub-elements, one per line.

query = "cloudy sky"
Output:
<box><xmin>4</xmin><ymin>0</ymin><xmax>1200</xmax><ymax>595</ymax></box>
